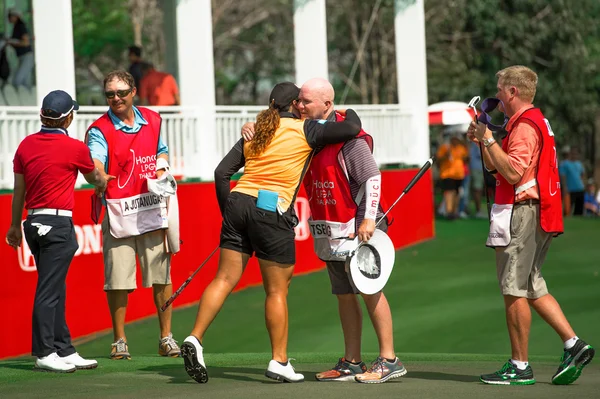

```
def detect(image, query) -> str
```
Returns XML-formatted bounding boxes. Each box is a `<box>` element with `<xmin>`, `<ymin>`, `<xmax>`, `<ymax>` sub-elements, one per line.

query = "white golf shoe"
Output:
<box><xmin>34</xmin><ymin>353</ymin><xmax>76</xmax><ymax>373</ymax></box>
<box><xmin>181</xmin><ymin>335</ymin><xmax>208</xmax><ymax>383</ymax></box>
<box><xmin>60</xmin><ymin>352</ymin><xmax>98</xmax><ymax>369</ymax></box>
<box><xmin>265</xmin><ymin>359</ymin><xmax>304</xmax><ymax>382</ymax></box>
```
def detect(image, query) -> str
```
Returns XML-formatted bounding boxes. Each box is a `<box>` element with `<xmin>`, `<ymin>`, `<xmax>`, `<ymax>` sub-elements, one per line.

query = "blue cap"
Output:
<box><xmin>40</xmin><ymin>90</ymin><xmax>79</xmax><ymax>119</ymax></box>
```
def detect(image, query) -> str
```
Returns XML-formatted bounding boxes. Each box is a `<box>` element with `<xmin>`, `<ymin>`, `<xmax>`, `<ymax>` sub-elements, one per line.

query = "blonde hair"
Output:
<box><xmin>247</xmin><ymin>102</ymin><xmax>280</xmax><ymax>157</ymax></box>
<box><xmin>496</xmin><ymin>65</ymin><xmax>538</xmax><ymax>103</ymax></box>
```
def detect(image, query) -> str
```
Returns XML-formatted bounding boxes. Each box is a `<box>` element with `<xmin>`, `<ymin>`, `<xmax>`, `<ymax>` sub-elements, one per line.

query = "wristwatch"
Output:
<box><xmin>482</xmin><ymin>136</ymin><xmax>496</xmax><ymax>148</ymax></box>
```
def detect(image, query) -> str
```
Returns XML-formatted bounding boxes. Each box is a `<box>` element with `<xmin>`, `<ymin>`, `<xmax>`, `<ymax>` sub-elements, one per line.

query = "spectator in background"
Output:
<box><xmin>127</xmin><ymin>45</ymin><xmax>146</xmax><ymax>91</ymax></box>
<box><xmin>138</xmin><ymin>63</ymin><xmax>180</xmax><ymax>106</ymax></box>
<box><xmin>458</xmin><ymin>135</ymin><xmax>471</xmax><ymax>218</ymax></box>
<box><xmin>583</xmin><ymin>180</ymin><xmax>599</xmax><ymax>217</ymax></box>
<box><xmin>467</xmin><ymin>140</ymin><xmax>487</xmax><ymax>218</ymax></box>
<box><xmin>559</xmin><ymin>146</ymin><xmax>585</xmax><ymax>215</ymax></box>
<box><xmin>458</xmin><ymin>162</ymin><xmax>470</xmax><ymax>218</ymax></box>
<box><xmin>7</xmin><ymin>9</ymin><xmax>34</xmax><ymax>90</ymax></box>
<box><xmin>559</xmin><ymin>150</ymin><xmax>571</xmax><ymax>216</ymax></box>
<box><xmin>469</xmin><ymin>141</ymin><xmax>485</xmax><ymax>218</ymax></box>
<box><xmin>436</xmin><ymin>133</ymin><xmax>468</xmax><ymax>219</ymax></box>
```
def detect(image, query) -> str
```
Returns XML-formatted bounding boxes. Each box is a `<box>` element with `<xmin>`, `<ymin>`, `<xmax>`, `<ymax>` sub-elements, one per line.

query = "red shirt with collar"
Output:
<box><xmin>13</xmin><ymin>128</ymin><xmax>95</xmax><ymax>211</ymax></box>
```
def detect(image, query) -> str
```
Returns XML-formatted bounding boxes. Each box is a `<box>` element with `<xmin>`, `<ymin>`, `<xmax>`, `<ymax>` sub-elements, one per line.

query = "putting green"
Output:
<box><xmin>1</xmin><ymin>218</ymin><xmax>598</xmax><ymax>398</ymax></box>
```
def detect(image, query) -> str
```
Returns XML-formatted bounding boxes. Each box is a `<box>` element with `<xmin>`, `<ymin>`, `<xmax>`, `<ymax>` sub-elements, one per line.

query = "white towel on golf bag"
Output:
<box><xmin>147</xmin><ymin>173</ymin><xmax>180</xmax><ymax>254</ymax></box>
<box><xmin>147</xmin><ymin>173</ymin><xmax>177</xmax><ymax>197</ymax></box>
<box><xmin>165</xmin><ymin>194</ymin><xmax>180</xmax><ymax>254</ymax></box>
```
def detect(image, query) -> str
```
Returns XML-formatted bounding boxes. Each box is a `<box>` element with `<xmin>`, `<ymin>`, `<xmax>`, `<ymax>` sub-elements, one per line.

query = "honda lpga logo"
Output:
<box><xmin>18</xmin><ymin>222</ymin><xmax>103</xmax><ymax>272</ymax></box>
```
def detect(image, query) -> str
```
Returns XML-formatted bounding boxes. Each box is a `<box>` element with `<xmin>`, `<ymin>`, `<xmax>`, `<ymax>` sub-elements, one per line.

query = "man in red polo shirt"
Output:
<box><xmin>6</xmin><ymin>90</ymin><xmax>108</xmax><ymax>373</ymax></box>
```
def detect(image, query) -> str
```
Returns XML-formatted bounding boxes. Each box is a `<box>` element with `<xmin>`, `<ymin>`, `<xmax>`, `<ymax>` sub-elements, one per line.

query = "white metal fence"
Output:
<box><xmin>213</xmin><ymin>104</ymin><xmax>416</xmax><ymax>163</ymax></box>
<box><xmin>0</xmin><ymin>105</ymin><xmax>416</xmax><ymax>189</ymax></box>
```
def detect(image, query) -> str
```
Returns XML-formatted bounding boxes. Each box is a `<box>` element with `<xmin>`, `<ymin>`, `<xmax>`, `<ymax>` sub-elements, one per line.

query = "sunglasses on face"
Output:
<box><xmin>104</xmin><ymin>89</ymin><xmax>132</xmax><ymax>99</ymax></box>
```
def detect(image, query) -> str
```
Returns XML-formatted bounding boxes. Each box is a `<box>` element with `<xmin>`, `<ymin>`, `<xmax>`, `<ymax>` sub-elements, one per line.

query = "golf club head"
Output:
<box><xmin>468</xmin><ymin>96</ymin><xmax>481</xmax><ymax>121</ymax></box>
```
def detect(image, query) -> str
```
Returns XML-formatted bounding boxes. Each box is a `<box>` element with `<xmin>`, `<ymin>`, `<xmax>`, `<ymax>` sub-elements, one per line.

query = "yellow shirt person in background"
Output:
<box><xmin>436</xmin><ymin>136</ymin><xmax>468</xmax><ymax>219</ymax></box>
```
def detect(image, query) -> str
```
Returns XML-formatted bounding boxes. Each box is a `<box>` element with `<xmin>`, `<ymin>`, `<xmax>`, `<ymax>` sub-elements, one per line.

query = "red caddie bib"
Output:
<box><xmin>86</xmin><ymin>107</ymin><xmax>167</xmax><ymax>238</ymax></box>
<box><xmin>487</xmin><ymin>107</ymin><xmax>563</xmax><ymax>247</ymax></box>
<box><xmin>304</xmin><ymin>111</ymin><xmax>376</xmax><ymax>261</ymax></box>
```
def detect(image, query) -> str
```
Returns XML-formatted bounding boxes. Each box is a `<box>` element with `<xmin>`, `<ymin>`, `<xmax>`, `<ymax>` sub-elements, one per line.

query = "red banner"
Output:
<box><xmin>0</xmin><ymin>169</ymin><xmax>433</xmax><ymax>359</ymax></box>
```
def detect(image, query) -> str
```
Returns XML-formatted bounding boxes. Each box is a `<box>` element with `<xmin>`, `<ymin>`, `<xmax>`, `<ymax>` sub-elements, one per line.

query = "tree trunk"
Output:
<box><xmin>132</xmin><ymin>21</ymin><xmax>143</xmax><ymax>47</ymax></box>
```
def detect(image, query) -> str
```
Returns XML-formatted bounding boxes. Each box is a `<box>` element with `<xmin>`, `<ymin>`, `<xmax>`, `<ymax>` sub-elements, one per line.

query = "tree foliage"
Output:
<box><xmin>425</xmin><ymin>0</ymin><xmax>600</xmax><ymax>156</ymax></box>
<box><xmin>71</xmin><ymin>0</ymin><xmax>163</xmax><ymax>103</ymax></box>
<box><xmin>212</xmin><ymin>0</ymin><xmax>294</xmax><ymax>105</ymax></box>
<box><xmin>71</xmin><ymin>0</ymin><xmax>134</xmax><ymax>73</ymax></box>
<box><xmin>326</xmin><ymin>0</ymin><xmax>398</xmax><ymax>105</ymax></box>
<box><xmin>70</xmin><ymin>0</ymin><xmax>600</xmax><ymax>166</ymax></box>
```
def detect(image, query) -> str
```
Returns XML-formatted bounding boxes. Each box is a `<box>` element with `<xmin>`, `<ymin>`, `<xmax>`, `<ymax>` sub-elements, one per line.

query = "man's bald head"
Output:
<box><xmin>302</xmin><ymin>78</ymin><xmax>335</xmax><ymax>102</ymax></box>
<box><xmin>298</xmin><ymin>78</ymin><xmax>335</xmax><ymax>120</ymax></box>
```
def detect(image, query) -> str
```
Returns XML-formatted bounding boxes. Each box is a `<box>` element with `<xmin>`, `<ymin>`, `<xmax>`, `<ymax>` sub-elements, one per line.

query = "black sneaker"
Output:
<box><xmin>315</xmin><ymin>358</ymin><xmax>366</xmax><ymax>382</ymax></box>
<box><xmin>480</xmin><ymin>360</ymin><xmax>535</xmax><ymax>385</ymax></box>
<box><xmin>552</xmin><ymin>339</ymin><xmax>595</xmax><ymax>385</ymax></box>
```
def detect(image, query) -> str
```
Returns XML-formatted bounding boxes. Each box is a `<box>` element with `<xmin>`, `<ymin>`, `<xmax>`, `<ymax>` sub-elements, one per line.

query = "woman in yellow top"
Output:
<box><xmin>181</xmin><ymin>82</ymin><xmax>362</xmax><ymax>384</ymax></box>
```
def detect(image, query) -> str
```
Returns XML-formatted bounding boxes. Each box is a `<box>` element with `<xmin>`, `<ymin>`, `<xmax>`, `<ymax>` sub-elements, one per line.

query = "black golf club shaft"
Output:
<box><xmin>160</xmin><ymin>245</ymin><xmax>219</xmax><ymax>312</ymax></box>
<box><xmin>375</xmin><ymin>156</ymin><xmax>435</xmax><ymax>230</ymax></box>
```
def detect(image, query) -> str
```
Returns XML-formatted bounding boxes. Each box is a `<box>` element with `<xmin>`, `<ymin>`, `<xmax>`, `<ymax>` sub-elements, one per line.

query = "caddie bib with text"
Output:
<box><xmin>87</xmin><ymin>107</ymin><xmax>167</xmax><ymax>238</ymax></box>
<box><xmin>304</xmin><ymin>112</ymin><xmax>374</xmax><ymax>261</ymax></box>
<box><xmin>488</xmin><ymin>107</ymin><xmax>563</xmax><ymax>248</ymax></box>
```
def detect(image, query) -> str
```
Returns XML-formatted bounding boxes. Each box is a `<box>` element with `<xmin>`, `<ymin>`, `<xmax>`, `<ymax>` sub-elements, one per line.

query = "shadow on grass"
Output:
<box><xmin>140</xmin><ymin>363</ymin><xmax>324</xmax><ymax>385</ymax></box>
<box><xmin>404</xmin><ymin>371</ymin><xmax>478</xmax><ymax>383</ymax></box>
<box><xmin>140</xmin><ymin>363</ymin><xmax>273</xmax><ymax>384</ymax></box>
<box><xmin>0</xmin><ymin>361</ymin><xmax>33</xmax><ymax>372</ymax></box>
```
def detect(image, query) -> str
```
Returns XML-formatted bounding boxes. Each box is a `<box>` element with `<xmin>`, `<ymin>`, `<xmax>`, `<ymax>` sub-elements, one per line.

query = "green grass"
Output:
<box><xmin>69</xmin><ymin>217</ymin><xmax>598</xmax><ymax>358</ymax></box>
<box><xmin>1</xmin><ymin>356</ymin><xmax>598</xmax><ymax>399</ymax></box>
<box><xmin>1</xmin><ymin>353</ymin><xmax>599</xmax><ymax>399</ymax></box>
<box><xmin>1</xmin><ymin>218</ymin><xmax>599</xmax><ymax>398</ymax></box>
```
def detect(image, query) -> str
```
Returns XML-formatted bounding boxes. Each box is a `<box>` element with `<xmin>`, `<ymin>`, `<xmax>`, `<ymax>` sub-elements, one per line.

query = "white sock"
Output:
<box><xmin>510</xmin><ymin>359</ymin><xmax>529</xmax><ymax>370</ymax></box>
<box><xmin>564</xmin><ymin>336</ymin><xmax>579</xmax><ymax>350</ymax></box>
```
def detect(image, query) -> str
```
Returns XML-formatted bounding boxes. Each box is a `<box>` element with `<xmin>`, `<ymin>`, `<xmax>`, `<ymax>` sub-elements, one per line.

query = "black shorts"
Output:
<box><xmin>440</xmin><ymin>178</ymin><xmax>463</xmax><ymax>192</ymax></box>
<box><xmin>220</xmin><ymin>191</ymin><xmax>298</xmax><ymax>264</ymax></box>
<box><xmin>326</xmin><ymin>220</ymin><xmax>388</xmax><ymax>295</ymax></box>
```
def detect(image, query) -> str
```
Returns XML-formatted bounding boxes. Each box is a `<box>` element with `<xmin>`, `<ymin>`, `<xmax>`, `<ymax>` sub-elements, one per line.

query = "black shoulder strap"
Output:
<box><xmin>290</xmin><ymin>150</ymin><xmax>315</xmax><ymax>210</ymax></box>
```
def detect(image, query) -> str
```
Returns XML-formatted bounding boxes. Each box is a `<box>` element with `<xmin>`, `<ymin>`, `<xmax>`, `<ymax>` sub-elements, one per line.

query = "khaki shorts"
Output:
<box><xmin>495</xmin><ymin>203</ymin><xmax>551</xmax><ymax>299</ymax></box>
<box><xmin>102</xmin><ymin>218</ymin><xmax>172</xmax><ymax>290</ymax></box>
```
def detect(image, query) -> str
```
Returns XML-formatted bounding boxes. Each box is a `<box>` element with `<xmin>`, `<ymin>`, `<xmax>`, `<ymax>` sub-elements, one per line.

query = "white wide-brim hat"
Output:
<box><xmin>347</xmin><ymin>229</ymin><xmax>395</xmax><ymax>295</ymax></box>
